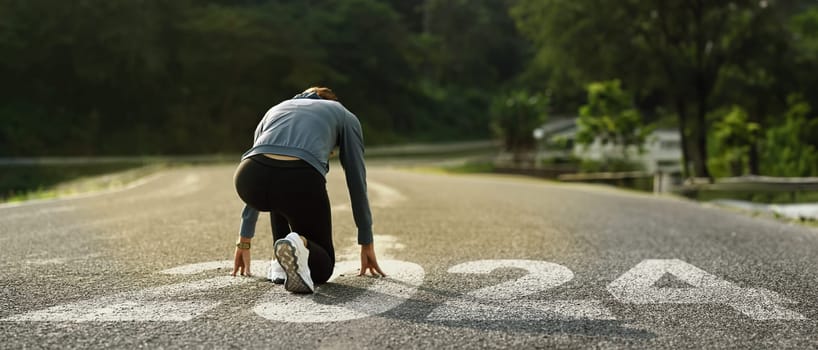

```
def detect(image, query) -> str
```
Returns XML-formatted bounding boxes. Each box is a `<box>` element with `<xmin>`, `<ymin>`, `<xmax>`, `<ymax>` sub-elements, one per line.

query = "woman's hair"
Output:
<box><xmin>303</xmin><ymin>86</ymin><xmax>338</xmax><ymax>101</ymax></box>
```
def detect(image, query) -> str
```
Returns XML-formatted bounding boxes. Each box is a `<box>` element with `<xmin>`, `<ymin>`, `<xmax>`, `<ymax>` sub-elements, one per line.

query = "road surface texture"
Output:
<box><xmin>1</xmin><ymin>163</ymin><xmax>816</xmax><ymax>349</ymax></box>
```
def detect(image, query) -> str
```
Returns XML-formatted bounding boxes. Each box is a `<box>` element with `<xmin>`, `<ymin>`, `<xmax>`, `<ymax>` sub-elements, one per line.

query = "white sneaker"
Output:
<box><xmin>274</xmin><ymin>232</ymin><xmax>314</xmax><ymax>293</ymax></box>
<box><xmin>268</xmin><ymin>259</ymin><xmax>285</xmax><ymax>284</ymax></box>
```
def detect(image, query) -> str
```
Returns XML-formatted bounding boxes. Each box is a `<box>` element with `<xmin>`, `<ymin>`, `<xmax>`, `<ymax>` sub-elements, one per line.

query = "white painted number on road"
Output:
<box><xmin>4</xmin><ymin>276</ymin><xmax>255</xmax><ymax>322</ymax></box>
<box><xmin>607</xmin><ymin>259</ymin><xmax>805</xmax><ymax>320</ymax></box>
<box><xmin>4</xmin><ymin>260</ymin><xmax>266</xmax><ymax>322</ymax></box>
<box><xmin>427</xmin><ymin>259</ymin><xmax>616</xmax><ymax>321</ymax></box>
<box><xmin>1</xmin><ymin>258</ymin><xmax>806</xmax><ymax>322</ymax></box>
<box><xmin>254</xmin><ymin>260</ymin><xmax>424</xmax><ymax>322</ymax></box>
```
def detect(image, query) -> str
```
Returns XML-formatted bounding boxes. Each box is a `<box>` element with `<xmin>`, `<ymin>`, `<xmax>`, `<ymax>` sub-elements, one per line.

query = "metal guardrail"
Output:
<box><xmin>0</xmin><ymin>155</ymin><xmax>235</xmax><ymax>166</ymax></box>
<box><xmin>365</xmin><ymin>140</ymin><xmax>497</xmax><ymax>157</ymax></box>
<box><xmin>558</xmin><ymin>172</ymin><xmax>818</xmax><ymax>194</ymax></box>
<box><xmin>557</xmin><ymin>171</ymin><xmax>650</xmax><ymax>181</ymax></box>
<box><xmin>556</xmin><ymin>171</ymin><xmax>662</xmax><ymax>193</ymax></box>
<box><xmin>681</xmin><ymin>176</ymin><xmax>818</xmax><ymax>192</ymax></box>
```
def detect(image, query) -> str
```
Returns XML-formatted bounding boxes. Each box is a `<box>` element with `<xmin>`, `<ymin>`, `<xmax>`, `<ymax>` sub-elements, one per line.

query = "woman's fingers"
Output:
<box><xmin>372</xmin><ymin>263</ymin><xmax>386</xmax><ymax>277</ymax></box>
<box><xmin>362</xmin><ymin>260</ymin><xmax>386</xmax><ymax>277</ymax></box>
<box><xmin>366</xmin><ymin>253</ymin><xmax>385</xmax><ymax>277</ymax></box>
<box><xmin>367</xmin><ymin>264</ymin><xmax>385</xmax><ymax>277</ymax></box>
<box><xmin>358</xmin><ymin>243</ymin><xmax>386</xmax><ymax>277</ymax></box>
<box><xmin>232</xmin><ymin>249</ymin><xmax>252</xmax><ymax>276</ymax></box>
<box><xmin>243</xmin><ymin>250</ymin><xmax>252</xmax><ymax>277</ymax></box>
<box><xmin>359</xmin><ymin>250</ymin><xmax>368</xmax><ymax>276</ymax></box>
<box><xmin>232</xmin><ymin>251</ymin><xmax>241</xmax><ymax>276</ymax></box>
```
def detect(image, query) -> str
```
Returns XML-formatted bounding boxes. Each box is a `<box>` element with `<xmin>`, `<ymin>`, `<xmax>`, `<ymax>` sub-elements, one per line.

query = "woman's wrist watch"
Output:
<box><xmin>236</xmin><ymin>241</ymin><xmax>251</xmax><ymax>249</ymax></box>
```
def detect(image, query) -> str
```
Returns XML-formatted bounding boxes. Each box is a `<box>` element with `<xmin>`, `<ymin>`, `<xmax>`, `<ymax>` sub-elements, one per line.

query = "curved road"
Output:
<box><xmin>1</xmin><ymin>163</ymin><xmax>816</xmax><ymax>349</ymax></box>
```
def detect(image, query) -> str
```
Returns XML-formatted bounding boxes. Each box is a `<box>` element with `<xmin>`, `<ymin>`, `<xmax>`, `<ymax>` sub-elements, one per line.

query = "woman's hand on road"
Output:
<box><xmin>359</xmin><ymin>243</ymin><xmax>386</xmax><ymax>277</ymax></box>
<box><xmin>232</xmin><ymin>245</ymin><xmax>252</xmax><ymax>277</ymax></box>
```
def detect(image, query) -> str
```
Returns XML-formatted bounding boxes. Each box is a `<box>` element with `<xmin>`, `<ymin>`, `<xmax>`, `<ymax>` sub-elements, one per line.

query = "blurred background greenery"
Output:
<box><xmin>0</xmin><ymin>0</ymin><xmax>817</xmax><ymax>182</ymax></box>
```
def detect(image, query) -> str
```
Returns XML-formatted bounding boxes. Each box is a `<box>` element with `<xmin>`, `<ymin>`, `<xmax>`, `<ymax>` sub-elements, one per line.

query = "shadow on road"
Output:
<box><xmin>308</xmin><ymin>278</ymin><xmax>656</xmax><ymax>341</ymax></box>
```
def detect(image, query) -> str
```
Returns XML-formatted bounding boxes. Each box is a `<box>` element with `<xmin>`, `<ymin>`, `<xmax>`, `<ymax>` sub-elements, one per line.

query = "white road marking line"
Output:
<box><xmin>0</xmin><ymin>205</ymin><xmax>78</xmax><ymax>222</ymax></box>
<box><xmin>335</xmin><ymin>234</ymin><xmax>405</xmax><ymax>261</ymax></box>
<box><xmin>161</xmin><ymin>260</ymin><xmax>267</xmax><ymax>276</ymax></box>
<box><xmin>24</xmin><ymin>258</ymin><xmax>69</xmax><ymax>265</ymax></box>
<box><xmin>606</xmin><ymin>259</ymin><xmax>806</xmax><ymax>320</ymax></box>
<box><xmin>163</xmin><ymin>173</ymin><xmax>201</xmax><ymax>197</ymax></box>
<box><xmin>330</xmin><ymin>181</ymin><xmax>404</xmax><ymax>212</ymax></box>
<box><xmin>368</xmin><ymin>181</ymin><xmax>405</xmax><ymax>208</ymax></box>
<box><xmin>22</xmin><ymin>253</ymin><xmax>102</xmax><ymax>266</ymax></box>
<box><xmin>331</xmin><ymin>204</ymin><xmax>350</xmax><ymax>212</ymax></box>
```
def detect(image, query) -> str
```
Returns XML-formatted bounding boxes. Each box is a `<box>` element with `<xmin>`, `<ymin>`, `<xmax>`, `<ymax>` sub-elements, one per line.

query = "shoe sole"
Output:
<box><xmin>274</xmin><ymin>240</ymin><xmax>314</xmax><ymax>293</ymax></box>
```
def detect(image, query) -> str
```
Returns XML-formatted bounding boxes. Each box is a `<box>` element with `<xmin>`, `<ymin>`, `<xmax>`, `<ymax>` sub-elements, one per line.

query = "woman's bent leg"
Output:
<box><xmin>270</xmin><ymin>212</ymin><xmax>290</xmax><ymax>241</ymax></box>
<box><xmin>238</xmin><ymin>160</ymin><xmax>335</xmax><ymax>285</ymax></box>
<box><xmin>274</xmin><ymin>169</ymin><xmax>335</xmax><ymax>285</ymax></box>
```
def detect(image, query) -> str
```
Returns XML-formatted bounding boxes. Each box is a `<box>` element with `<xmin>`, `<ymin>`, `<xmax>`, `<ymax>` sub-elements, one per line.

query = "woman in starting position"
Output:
<box><xmin>232</xmin><ymin>86</ymin><xmax>385</xmax><ymax>293</ymax></box>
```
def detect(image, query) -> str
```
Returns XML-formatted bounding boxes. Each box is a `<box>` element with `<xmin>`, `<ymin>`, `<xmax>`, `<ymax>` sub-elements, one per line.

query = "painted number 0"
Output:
<box><xmin>254</xmin><ymin>260</ymin><xmax>424</xmax><ymax>323</ymax></box>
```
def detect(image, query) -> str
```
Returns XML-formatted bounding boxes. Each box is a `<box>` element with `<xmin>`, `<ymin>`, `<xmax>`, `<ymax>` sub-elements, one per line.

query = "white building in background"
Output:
<box><xmin>640</xmin><ymin>129</ymin><xmax>684</xmax><ymax>173</ymax></box>
<box><xmin>533</xmin><ymin>118</ymin><xmax>683</xmax><ymax>174</ymax></box>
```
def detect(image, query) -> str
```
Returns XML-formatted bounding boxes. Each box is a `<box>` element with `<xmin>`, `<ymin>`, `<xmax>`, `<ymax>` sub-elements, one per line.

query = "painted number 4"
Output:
<box><xmin>2</xmin><ymin>259</ymin><xmax>805</xmax><ymax>322</ymax></box>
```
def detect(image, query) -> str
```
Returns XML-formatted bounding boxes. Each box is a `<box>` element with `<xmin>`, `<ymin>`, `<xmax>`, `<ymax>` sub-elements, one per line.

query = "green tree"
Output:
<box><xmin>309</xmin><ymin>0</ymin><xmax>419</xmax><ymax>142</ymax></box>
<box><xmin>790</xmin><ymin>6</ymin><xmax>818</xmax><ymax>110</ymax></box>
<box><xmin>785</xmin><ymin>6</ymin><xmax>818</xmax><ymax>159</ymax></box>
<box><xmin>576</xmin><ymin>80</ymin><xmax>652</xmax><ymax>162</ymax></box>
<box><xmin>420</xmin><ymin>0</ymin><xmax>527</xmax><ymax>86</ymax></box>
<box><xmin>0</xmin><ymin>0</ymin><xmax>179</xmax><ymax>155</ymax></box>
<box><xmin>0</xmin><ymin>0</ymin><xmax>535</xmax><ymax>156</ymax></box>
<box><xmin>510</xmin><ymin>0</ymin><xmax>811</xmax><ymax>178</ymax></box>
<box><xmin>414</xmin><ymin>0</ymin><xmax>530</xmax><ymax>141</ymax></box>
<box><xmin>709</xmin><ymin>106</ymin><xmax>762</xmax><ymax>177</ymax></box>
<box><xmin>713</xmin><ymin>2</ymin><xmax>809</xmax><ymax>175</ymax></box>
<box><xmin>173</xmin><ymin>1</ymin><xmax>329</xmax><ymax>152</ymax></box>
<box><xmin>760</xmin><ymin>96</ymin><xmax>818</xmax><ymax>177</ymax></box>
<box><xmin>490</xmin><ymin>90</ymin><xmax>547</xmax><ymax>163</ymax></box>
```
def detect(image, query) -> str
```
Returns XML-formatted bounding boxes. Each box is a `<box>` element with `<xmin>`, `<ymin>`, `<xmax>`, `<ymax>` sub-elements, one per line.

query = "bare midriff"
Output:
<box><xmin>264</xmin><ymin>153</ymin><xmax>301</xmax><ymax>161</ymax></box>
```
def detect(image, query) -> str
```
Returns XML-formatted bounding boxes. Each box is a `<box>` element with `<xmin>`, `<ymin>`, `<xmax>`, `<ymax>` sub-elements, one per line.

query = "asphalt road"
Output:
<box><xmin>1</xmin><ymin>162</ymin><xmax>816</xmax><ymax>349</ymax></box>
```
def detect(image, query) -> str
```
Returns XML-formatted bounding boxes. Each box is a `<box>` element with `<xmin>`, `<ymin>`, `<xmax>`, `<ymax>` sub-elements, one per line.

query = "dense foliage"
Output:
<box><xmin>490</xmin><ymin>90</ymin><xmax>546</xmax><ymax>159</ymax></box>
<box><xmin>1</xmin><ymin>0</ymin><xmax>817</xmax><ymax>179</ymax></box>
<box><xmin>576</xmin><ymin>80</ymin><xmax>652</xmax><ymax>161</ymax></box>
<box><xmin>511</xmin><ymin>0</ymin><xmax>818</xmax><ymax>177</ymax></box>
<box><xmin>0</xmin><ymin>0</ymin><xmax>526</xmax><ymax>156</ymax></box>
<box><xmin>760</xmin><ymin>96</ymin><xmax>818</xmax><ymax>177</ymax></box>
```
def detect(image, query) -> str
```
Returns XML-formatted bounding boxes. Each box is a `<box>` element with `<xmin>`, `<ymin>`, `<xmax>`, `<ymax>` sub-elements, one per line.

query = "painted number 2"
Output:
<box><xmin>427</xmin><ymin>260</ymin><xmax>616</xmax><ymax>321</ymax></box>
<box><xmin>2</xmin><ymin>259</ymin><xmax>805</xmax><ymax>323</ymax></box>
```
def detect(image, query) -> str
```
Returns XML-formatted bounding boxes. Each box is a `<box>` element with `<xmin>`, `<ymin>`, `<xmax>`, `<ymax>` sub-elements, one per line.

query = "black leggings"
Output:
<box><xmin>234</xmin><ymin>155</ymin><xmax>334</xmax><ymax>284</ymax></box>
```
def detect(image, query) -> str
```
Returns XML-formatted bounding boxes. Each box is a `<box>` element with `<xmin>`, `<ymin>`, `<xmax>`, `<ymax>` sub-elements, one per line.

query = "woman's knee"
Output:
<box><xmin>312</xmin><ymin>263</ymin><xmax>334</xmax><ymax>285</ymax></box>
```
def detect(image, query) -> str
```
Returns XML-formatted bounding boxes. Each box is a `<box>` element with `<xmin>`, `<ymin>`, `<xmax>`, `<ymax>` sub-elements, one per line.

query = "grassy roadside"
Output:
<box><xmin>435</xmin><ymin>160</ymin><xmax>496</xmax><ymax>174</ymax></box>
<box><xmin>705</xmin><ymin>202</ymin><xmax>818</xmax><ymax>228</ymax></box>
<box><xmin>690</xmin><ymin>190</ymin><xmax>818</xmax><ymax>205</ymax></box>
<box><xmin>0</xmin><ymin>163</ymin><xmax>170</xmax><ymax>204</ymax></box>
<box><xmin>0</xmin><ymin>142</ymin><xmax>496</xmax><ymax>205</ymax></box>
